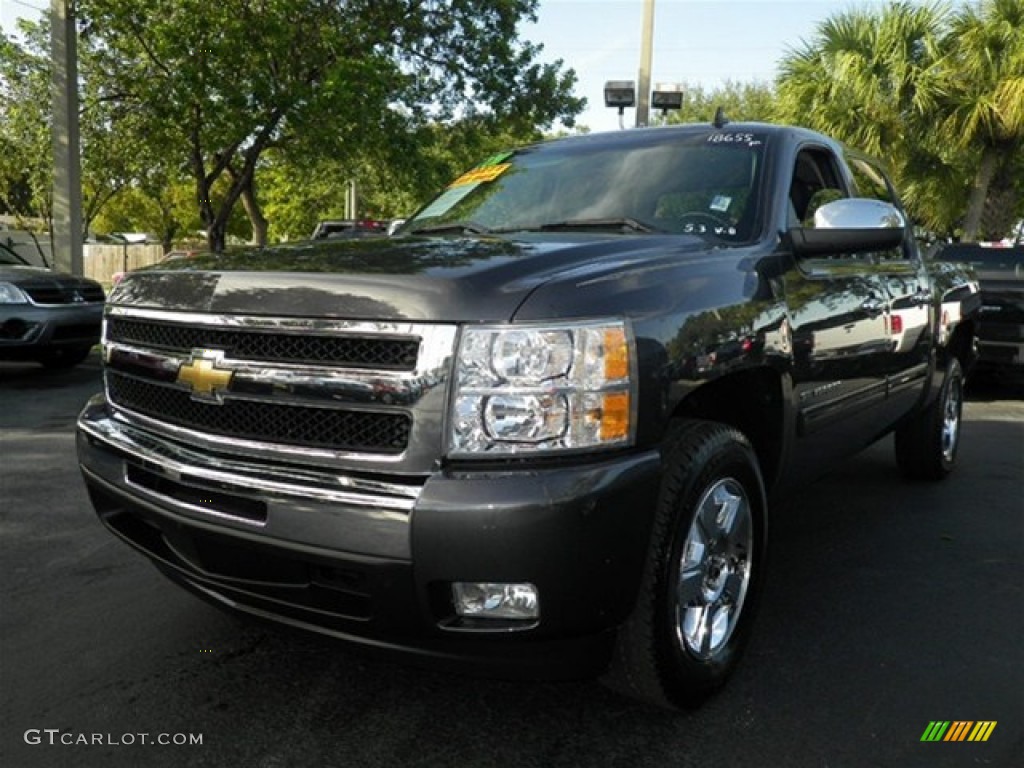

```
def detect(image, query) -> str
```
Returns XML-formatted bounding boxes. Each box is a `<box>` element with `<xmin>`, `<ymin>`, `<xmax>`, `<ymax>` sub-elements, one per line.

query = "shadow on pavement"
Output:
<box><xmin>0</xmin><ymin>351</ymin><xmax>103</xmax><ymax>390</ymax></box>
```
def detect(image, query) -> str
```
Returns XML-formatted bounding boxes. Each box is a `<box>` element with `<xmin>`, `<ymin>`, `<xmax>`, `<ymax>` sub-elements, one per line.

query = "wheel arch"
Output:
<box><xmin>669</xmin><ymin>366</ymin><xmax>787</xmax><ymax>494</ymax></box>
<box><xmin>943</xmin><ymin>318</ymin><xmax>977</xmax><ymax>375</ymax></box>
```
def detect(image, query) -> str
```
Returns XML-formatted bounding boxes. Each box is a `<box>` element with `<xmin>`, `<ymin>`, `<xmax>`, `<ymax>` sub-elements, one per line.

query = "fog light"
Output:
<box><xmin>452</xmin><ymin>582</ymin><xmax>540</xmax><ymax>620</ymax></box>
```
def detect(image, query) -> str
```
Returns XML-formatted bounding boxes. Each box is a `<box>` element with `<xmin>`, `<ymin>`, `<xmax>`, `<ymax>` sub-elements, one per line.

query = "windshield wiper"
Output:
<box><xmin>530</xmin><ymin>217</ymin><xmax>663</xmax><ymax>234</ymax></box>
<box><xmin>410</xmin><ymin>221</ymin><xmax>493</xmax><ymax>236</ymax></box>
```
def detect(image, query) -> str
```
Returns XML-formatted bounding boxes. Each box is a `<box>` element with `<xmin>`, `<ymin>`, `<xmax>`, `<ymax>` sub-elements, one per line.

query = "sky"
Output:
<box><xmin>3</xmin><ymin>0</ymin><xmax>950</xmax><ymax>135</ymax></box>
<box><xmin>523</xmin><ymin>0</ymin><xmax>944</xmax><ymax>132</ymax></box>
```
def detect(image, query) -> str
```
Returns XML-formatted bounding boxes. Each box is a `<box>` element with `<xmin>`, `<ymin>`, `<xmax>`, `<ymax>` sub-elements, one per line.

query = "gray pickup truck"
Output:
<box><xmin>930</xmin><ymin>243</ymin><xmax>1022</xmax><ymax>375</ymax></box>
<box><xmin>77</xmin><ymin>122</ymin><xmax>979</xmax><ymax>708</ymax></box>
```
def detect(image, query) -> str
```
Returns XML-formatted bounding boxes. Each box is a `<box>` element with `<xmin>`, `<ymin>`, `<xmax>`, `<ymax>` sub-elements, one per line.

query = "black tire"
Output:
<box><xmin>895</xmin><ymin>357</ymin><xmax>964</xmax><ymax>481</ymax></box>
<box><xmin>38</xmin><ymin>344</ymin><xmax>93</xmax><ymax>370</ymax></box>
<box><xmin>603</xmin><ymin>419</ymin><xmax>767</xmax><ymax>709</ymax></box>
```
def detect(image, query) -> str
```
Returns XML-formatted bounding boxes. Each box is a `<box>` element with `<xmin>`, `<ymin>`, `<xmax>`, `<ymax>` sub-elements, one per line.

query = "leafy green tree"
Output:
<box><xmin>78</xmin><ymin>0</ymin><xmax>583</xmax><ymax>251</ymax></box>
<box><xmin>939</xmin><ymin>0</ymin><xmax>1024</xmax><ymax>239</ymax></box>
<box><xmin>261</xmin><ymin>115</ymin><xmax>545</xmax><ymax>242</ymax></box>
<box><xmin>0</xmin><ymin>23</ymin><xmax>55</xmax><ymax>226</ymax></box>
<box><xmin>664</xmin><ymin>81</ymin><xmax>776</xmax><ymax>126</ymax></box>
<box><xmin>0</xmin><ymin>18</ymin><xmax>156</xmax><ymax>237</ymax></box>
<box><xmin>89</xmin><ymin>174</ymin><xmax>249</xmax><ymax>251</ymax></box>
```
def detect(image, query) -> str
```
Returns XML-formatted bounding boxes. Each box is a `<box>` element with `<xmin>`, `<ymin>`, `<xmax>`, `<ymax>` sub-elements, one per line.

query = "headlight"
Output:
<box><xmin>0</xmin><ymin>282</ymin><xmax>29</xmax><ymax>304</ymax></box>
<box><xmin>449</xmin><ymin>320</ymin><xmax>634</xmax><ymax>455</ymax></box>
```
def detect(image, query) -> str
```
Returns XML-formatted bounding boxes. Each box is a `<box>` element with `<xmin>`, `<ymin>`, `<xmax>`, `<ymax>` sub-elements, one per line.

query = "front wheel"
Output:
<box><xmin>604</xmin><ymin>420</ymin><xmax>766</xmax><ymax>709</ymax></box>
<box><xmin>895</xmin><ymin>357</ymin><xmax>964</xmax><ymax>481</ymax></box>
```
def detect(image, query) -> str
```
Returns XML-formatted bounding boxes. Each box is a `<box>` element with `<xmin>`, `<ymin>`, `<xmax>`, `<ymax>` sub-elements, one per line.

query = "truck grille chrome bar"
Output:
<box><xmin>101</xmin><ymin>307</ymin><xmax>458</xmax><ymax>471</ymax></box>
<box><xmin>106</xmin><ymin>316</ymin><xmax>420</xmax><ymax>369</ymax></box>
<box><xmin>79</xmin><ymin>411</ymin><xmax>423</xmax><ymax>512</ymax></box>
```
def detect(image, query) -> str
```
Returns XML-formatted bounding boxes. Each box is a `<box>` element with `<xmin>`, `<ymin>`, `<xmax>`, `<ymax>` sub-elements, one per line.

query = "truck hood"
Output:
<box><xmin>110</xmin><ymin>234</ymin><xmax>715</xmax><ymax>322</ymax></box>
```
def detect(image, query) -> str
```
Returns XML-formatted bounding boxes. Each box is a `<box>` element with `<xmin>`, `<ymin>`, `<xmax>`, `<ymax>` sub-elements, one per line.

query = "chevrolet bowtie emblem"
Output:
<box><xmin>177</xmin><ymin>349</ymin><xmax>234</xmax><ymax>402</ymax></box>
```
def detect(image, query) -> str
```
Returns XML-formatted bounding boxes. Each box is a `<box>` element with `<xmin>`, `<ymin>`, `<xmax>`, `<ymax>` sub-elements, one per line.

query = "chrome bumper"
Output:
<box><xmin>77</xmin><ymin>395</ymin><xmax>418</xmax><ymax>559</ymax></box>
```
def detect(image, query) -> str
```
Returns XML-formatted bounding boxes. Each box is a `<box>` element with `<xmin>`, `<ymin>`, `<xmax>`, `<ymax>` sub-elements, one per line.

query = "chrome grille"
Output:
<box><xmin>108</xmin><ymin>372</ymin><xmax>411</xmax><ymax>453</ymax></box>
<box><xmin>101</xmin><ymin>308</ymin><xmax>458</xmax><ymax>470</ymax></box>
<box><xmin>106</xmin><ymin>317</ymin><xmax>419</xmax><ymax>369</ymax></box>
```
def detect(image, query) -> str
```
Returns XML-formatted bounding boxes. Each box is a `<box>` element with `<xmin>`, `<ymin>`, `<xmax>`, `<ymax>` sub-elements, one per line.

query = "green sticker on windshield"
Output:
<box><xmin>416</xmin><ymin>185</ymin><xmax>479</xmax><ymax>218</ymax></box>
<box><xmin>477</xmin><ymin>151</ymin><xmax>514</xmax><ymax>167</ymax></box>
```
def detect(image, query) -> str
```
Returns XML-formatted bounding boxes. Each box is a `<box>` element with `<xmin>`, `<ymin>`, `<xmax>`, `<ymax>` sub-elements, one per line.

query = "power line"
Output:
<box><xmin>9</xmin><ymin>0</ymin><xmax>47</xmax><ymax>11</ymax></box>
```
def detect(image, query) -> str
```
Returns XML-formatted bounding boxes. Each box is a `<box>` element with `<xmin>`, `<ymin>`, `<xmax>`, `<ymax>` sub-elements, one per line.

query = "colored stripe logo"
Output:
<box><xmin>921</xmin><ymin>721</ymin><xmax>997</xmax><ymax>742</ymax></box>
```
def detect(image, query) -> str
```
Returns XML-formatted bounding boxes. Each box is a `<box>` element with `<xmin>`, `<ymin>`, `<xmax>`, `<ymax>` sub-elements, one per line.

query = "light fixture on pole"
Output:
<box><xmin>651</xmin><ymin>83</ymin><xmax>684</xmax><ymax>118</ymax></box>
<box><xmin>604</xmin><ymin>80</ymin><xmax>636</xmax><ymax>130</ymax></box>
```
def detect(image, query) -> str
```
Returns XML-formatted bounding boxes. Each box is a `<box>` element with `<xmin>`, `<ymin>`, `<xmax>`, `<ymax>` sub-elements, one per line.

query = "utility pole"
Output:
<box><xmin>51</xmin><ymin>0</ymin><xmax>83</xmax><ymax>275</ymax></box>
<box><xmin>345</xmin><ymin>180</ymin><xmax>358</xmax><ymax>220</ymax></box>
<box><xmin>635</xmin><ymin>0</ymin><xmax>655</xmax><ymax>127</ymax></box>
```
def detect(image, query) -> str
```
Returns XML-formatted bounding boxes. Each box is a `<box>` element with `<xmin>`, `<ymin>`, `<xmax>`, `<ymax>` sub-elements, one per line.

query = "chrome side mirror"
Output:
<box><xmin>813</xmin><ymin>198</ymin><xmax>905</xmax><ymax>230</ymax></box>
<box><xmin>788</xmin><ymin>198</ymin><xmax>906</xmax><ymax>257</ymax></box>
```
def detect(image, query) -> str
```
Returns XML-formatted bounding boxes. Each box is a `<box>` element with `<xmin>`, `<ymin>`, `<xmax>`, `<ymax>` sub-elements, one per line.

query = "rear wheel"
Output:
<box><xmin>604</xmin><ymin>420</ymin><xmax>766</xmax><ymax>709</ymax></box>
<box><xmin>895</xmin><ymin>357</ymin><xmax>963</xmax><ymax>481</ymax></box>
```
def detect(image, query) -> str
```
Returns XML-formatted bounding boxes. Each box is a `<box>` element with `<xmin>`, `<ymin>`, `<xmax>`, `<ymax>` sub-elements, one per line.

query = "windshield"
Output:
<box><xmin>403</xmin><ymin>131</ymin><xmax>768</xmax><ymax>242</ymax></box>
<box><xmin>0</xmin><ymin>243</ymin><xmax>32</xmax><ymax>266</ymax></box>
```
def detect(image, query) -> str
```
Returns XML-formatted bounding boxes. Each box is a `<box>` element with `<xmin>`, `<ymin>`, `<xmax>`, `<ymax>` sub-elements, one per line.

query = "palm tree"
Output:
<box><xmin>938</xmin><ymin>0</ymin><xmax>1024</xmax><ymax>241</ymax></box>
<box><xmin>775</xmin><ymin>3</ymin><xmax>945</xmax><ymax>157</ymax></box>
<box><xmin>774</xmin><ymin>3</ymin><xmax>951</xmax><ymax>230</ymax></box>
<box><xmin>775</xmin><ymin>1</ymin><xmax>1024</xmax><ymax>241</ymax></box>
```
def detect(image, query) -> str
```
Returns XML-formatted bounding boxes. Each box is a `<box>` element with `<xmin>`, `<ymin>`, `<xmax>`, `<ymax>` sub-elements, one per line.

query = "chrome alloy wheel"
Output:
<box><xmin>941</xmin><ymin>374</ymin><xmax>962</xmax><ymax>463</ymax></box>
<box><xmin>675</xmin><ymin>478</ymin><xmax>753</xmax><ymax>660</ymax></box>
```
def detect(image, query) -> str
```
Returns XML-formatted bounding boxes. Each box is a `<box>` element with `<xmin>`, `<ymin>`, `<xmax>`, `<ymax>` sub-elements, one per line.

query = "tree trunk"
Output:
<box><xmin>157</xmin><ymin>199</ymin><xmax>178</xmax><ymax>254</ymax></box>
<box><xmin>190</xmin><ymin>111</ymin><xmax>281</xmax><ymax>253</ymax></box>
<box><xmin>160</xmin><ymin>224</ymin><xmax>178</xmax><ymax>254</ymax></box>
<box><xmin>980</xmin><ymin>150</ymin><xmax>1021</xmax><ymax>242</ymax></box>
<box><xmin>207</xmin><ymin>220</ymin><xmax>227</xmax><ymax>253</ymax></box>
<box><xmin>195</xmin><ymin>175</ymin><xmax>222</xmax><ymax>252</ymax></box>
<box><xmin>962</xmin><ymin>145</ymin><xmax>1000</xmax><ymax>242</ymax></box>
<box><xmin>232</xmin><ymin>170</ymin><xmax>269</xmax><ymax>247</ymax></box>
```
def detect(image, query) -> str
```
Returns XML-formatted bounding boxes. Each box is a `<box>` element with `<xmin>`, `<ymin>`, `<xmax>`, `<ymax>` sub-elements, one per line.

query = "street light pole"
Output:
<box><xmin>636</xmin><ymin>0</ymin><xmax>655</xmax><ymax>127</ymax></box>
<box><xmin>51</xmin><ymin>0</ymin><xmax>83</xmax><ymax>276</ymax></box>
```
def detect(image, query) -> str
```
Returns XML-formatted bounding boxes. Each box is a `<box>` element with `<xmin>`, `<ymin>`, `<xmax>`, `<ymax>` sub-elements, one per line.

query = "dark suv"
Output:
<box><xmin>0</xmin><ymin>245</ymin><xmax>105</xmax><ymax>369</ymax></box>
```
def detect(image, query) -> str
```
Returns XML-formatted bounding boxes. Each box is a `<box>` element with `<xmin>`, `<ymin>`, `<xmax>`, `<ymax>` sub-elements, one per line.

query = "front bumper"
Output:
<box><xmin>0</xmin><ymin>302</ymin><xmax>102</xmax><ymax>359</ymax></box>
<box><xmin>975</xmin><ymin>322</ymin><xmax>1024</xmax><ymax>371</ymax></box>
<box><xmin>77</xmin><ymin>396</ymin><xmax>662</xmax><ymax>678</ymax></box>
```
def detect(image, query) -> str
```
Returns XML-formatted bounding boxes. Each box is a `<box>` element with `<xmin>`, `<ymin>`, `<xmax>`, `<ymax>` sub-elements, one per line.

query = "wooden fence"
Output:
<box><xmin>84</xmin><ymin>244</ymin><xmax>166</xmax><ymax>284</ymax></box>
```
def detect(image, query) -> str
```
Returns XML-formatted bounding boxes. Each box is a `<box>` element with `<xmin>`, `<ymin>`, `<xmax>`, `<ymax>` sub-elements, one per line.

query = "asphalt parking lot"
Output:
<box><xmin>1</xmin><ymin>353</ymin><xmax>1021</xmax><ymax>768</ymax></box>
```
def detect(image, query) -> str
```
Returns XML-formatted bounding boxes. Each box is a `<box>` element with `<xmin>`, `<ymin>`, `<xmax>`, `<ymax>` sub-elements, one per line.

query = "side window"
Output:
<box><xmin>846</xmin><ymin>155</ymin><xmax>908</xmax><ymax>261</ymax></box>
<box><xmin>788</xmin><ymin>148</ymin><xmax>846</xmax><ymax>227</ymax></box>
<box><xmin>846</xmin><ymin>156</ymin><xmax>897</xmax><ymax>204</ymax></box>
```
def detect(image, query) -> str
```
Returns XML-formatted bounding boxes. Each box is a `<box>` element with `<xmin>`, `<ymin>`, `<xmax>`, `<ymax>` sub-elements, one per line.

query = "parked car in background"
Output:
<box><xmin>931</xmin><ymin>243</ymin><xmax>1023</xmax><ymax>374</ymax></box>
<box><xmin>310</xmin><ymin>219</ymin><xmax>388</xmax><ymax>239</ymax></box>
<box><xmin>0</xmin><ymin>243</ymin><xmax>105</xmax><ymax>369</ymax></box>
